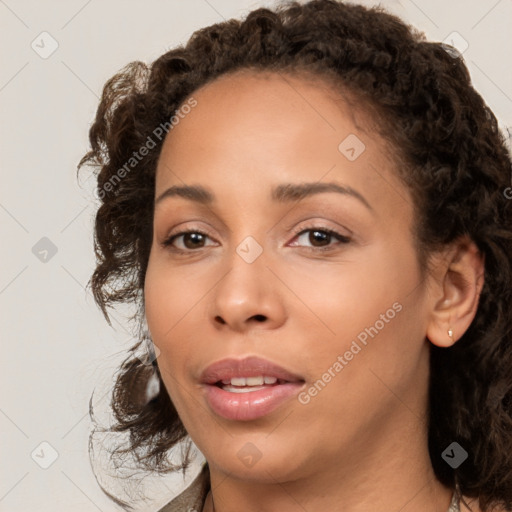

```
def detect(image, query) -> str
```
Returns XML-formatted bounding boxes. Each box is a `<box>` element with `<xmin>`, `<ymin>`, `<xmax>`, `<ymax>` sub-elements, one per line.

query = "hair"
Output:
<box><xmin>78</xmin><ymin>0</ymin><xmax>512</xmax><ymax>510</ymax></box>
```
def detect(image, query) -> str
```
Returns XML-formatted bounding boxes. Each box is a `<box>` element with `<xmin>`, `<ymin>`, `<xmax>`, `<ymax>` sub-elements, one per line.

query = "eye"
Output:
<box><xmin>289</xmin><ymin>225</ymin><xmax>351</xmax><ymax>252</ymax></box>
<box><xmin>161</xmin><ymin>225</ymin><xmax>351</xmax><ymax>254</ymax></box>
<box><xmin>161</xmin><ymin>230</ymin><xmax>215</xmax><ymax>251</ymax></box>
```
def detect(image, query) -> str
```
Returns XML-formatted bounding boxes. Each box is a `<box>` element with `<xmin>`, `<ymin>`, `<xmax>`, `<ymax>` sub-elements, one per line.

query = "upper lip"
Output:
<box><xmin>200</xmin><ymin>356</ymin><xmax>305</xmax><ymax>384</ymax></box>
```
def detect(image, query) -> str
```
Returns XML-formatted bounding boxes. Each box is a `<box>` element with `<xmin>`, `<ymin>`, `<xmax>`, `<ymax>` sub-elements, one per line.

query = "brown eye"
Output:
<box><xmin>291</xmin><ymin>226</ymin><xmax>351</xmax><ymax>252</ymax></box>
<box><xmin>307</xmin><ymin>230</ymin><xmax>331</xmax><ymax>247</ymax></box>
<box><xmin>162</xmin><ymin>230</ymin><xmax>214</xmax><ymax>251</ymax></box>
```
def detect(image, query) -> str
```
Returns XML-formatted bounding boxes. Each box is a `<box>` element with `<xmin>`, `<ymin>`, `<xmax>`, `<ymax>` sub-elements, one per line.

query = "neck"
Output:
<box><xmin>203</xmin><ymin>413</ymin><xmax>454</xmax><ymax>512</ymax></box>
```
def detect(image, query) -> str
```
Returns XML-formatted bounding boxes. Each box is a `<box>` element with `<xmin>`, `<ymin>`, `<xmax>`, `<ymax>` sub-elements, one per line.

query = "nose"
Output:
<box><xmin>209</xmin><ymin>247</ymin><xmax>287</xmax><ymax>334</ymax></box>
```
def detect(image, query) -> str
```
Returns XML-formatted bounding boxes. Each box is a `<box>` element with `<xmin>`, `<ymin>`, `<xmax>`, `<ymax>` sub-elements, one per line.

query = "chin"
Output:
<box><xmin>204</xmin><ymin>437</ymin><xmax>308</xmax><ymax>483</ymax></box>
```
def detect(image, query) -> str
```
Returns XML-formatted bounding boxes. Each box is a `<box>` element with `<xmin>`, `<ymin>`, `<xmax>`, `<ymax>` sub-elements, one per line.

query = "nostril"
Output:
<box><xmin>253</xmin><ymin>314</ymin><xmax>266</xmax><ymax>322</ymax></box>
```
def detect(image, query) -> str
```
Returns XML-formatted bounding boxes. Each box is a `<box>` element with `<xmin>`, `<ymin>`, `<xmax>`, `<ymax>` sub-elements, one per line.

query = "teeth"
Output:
<box><xmin>219</xmin><ymin>376</ymin><xmax>279</xmax><ymax>386</ymax></box>
<box><xmin>246</xmin><ymin>376</ymin><xmax>264</xmax><ymax>386</ymax></box>
<box><xmin>222</xmin><ymin>385</ymin><xmax>267</xmax><ymax>393</ymax></box>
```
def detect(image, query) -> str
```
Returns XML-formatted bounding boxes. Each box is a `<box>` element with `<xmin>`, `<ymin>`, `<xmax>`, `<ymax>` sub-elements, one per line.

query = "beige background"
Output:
<box><xmin>1</xmin><ymin>0</ymin><xmax>511</xmax><ymax>510</ymax></box>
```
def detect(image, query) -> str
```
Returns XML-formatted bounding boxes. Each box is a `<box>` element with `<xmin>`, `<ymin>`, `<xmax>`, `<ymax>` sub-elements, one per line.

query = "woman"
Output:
<box><xmin>79</xmin><ymin>1</ymin><xmax>512</xmax><ymax>511</ymax></box>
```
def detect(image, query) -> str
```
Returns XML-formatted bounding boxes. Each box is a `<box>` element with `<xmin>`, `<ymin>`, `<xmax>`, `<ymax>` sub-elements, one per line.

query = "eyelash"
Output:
<box><xmin>161</xmin><ymin>224</ymin><xmax>351</xmax><ymax>254</ymax></box>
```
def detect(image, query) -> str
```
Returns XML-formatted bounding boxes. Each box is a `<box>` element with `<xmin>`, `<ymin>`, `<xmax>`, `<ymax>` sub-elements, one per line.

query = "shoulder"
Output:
<box><xmin>156</xmin><ymin>463</ymin><xmax>210</xmax><ymax>512</ymax></box>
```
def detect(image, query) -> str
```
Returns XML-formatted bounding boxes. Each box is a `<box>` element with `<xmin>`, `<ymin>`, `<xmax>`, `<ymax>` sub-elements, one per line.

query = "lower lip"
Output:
<box><xmin>203</xmin><ymin>382</ymin><xmax>305</xmax><ymax>421</ymax></box>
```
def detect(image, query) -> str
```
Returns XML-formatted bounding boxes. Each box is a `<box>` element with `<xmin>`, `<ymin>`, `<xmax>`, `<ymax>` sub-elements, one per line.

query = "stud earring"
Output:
<box><xmin>447</xmin><ymin>327</ymin><xmax>454</xmax><ymax>343</ymax></box>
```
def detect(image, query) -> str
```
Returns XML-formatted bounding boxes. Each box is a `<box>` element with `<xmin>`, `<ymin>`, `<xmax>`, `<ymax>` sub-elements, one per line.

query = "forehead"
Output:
<box><xmin>158</xmin><ymin>70</ymin><xmax>372</xmax><ymax>168</ymax></box>
<box><xmin>154</xmin><ymin>70</ymin><xmax>407</xmax><ymax>219</ymax></box>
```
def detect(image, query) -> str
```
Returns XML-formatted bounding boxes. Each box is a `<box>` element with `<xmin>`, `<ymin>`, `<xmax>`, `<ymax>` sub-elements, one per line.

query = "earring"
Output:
<box><xmin>447</xmin><ymin>327</ymin><xmax>454</xmax><ymax>343</ymax></box>
<box><xmin>145</xmin><ymin>368</ymin><xmax>160</xmax><ymax>403</ymax></box>
<box><xmin>143</xmin><ymin>329</ymin><xmax>160</xmax><ymax>403</ymax></box>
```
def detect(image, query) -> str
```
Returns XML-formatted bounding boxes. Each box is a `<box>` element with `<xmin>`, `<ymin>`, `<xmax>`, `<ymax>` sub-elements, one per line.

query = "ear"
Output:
<box><xmin>426</xmin><ymin>235</ymin><xmax>485</xmax><ymax>348</ymax></box>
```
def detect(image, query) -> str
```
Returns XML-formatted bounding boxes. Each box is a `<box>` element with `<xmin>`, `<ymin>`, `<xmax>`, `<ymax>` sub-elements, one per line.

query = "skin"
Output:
<box><xmin>144</xmin><ymin>70</ymin><xmax>486</xmax><ymax>512</ymax></box>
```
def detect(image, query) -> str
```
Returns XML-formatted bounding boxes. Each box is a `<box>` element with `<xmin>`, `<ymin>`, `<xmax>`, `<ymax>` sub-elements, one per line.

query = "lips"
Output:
<box><xmin>200</xmin><ymin>356</ymin><xmax>306</xmax><ymax>421</ymax></box>
<box><xmin>200</xmin><ymin>355</ymin><xmax>305</xmax><ymax>385</ymax></box>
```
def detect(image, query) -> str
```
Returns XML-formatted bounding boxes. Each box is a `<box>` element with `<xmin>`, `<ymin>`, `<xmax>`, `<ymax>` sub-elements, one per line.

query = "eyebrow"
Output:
<box><xmin>155</xmin><ymin>182</ymin><xmax>374</xmax><ymax>212</ymax></box>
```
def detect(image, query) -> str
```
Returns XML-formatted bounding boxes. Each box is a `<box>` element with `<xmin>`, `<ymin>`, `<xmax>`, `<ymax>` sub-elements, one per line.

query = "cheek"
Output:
<box><xmin>144</xmin><ymin>266</ymin><xmax>190</xmax><ymax>411</ymax></box>
<box><xmin>294</xmin><ymin>240</ymin><xmax>424</xmax><ymax>389</ymax></box>
<box><xmin>286</xmin><ymin>239</ymin><xmax>418</xmax><ymax>336</ymax></box>
<box><xmin>297</xmin><ymin>300</ymin><xmax>425</xmax><ymax>443</ymax></box>
<box><xmin>143</xmin><ymin>255</ymin><xmax>190</xmax><ymax>368</ymax></box>
<box><xmin>144</xmin><ymin>251</ymin><xmax>197</xmax><ymax>338</ymax></box>
<box><xmin>143</xmin><ymin>253</ymin><xmax>215</xmax><ymax>404</ymax></box>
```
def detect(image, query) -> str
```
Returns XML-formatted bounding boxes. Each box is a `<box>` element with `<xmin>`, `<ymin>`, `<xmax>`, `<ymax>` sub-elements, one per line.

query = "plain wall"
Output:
<box><xmin>1</xmin><ymin>0</ymin><xmax>511</xmax><ymax>510</ymax></box>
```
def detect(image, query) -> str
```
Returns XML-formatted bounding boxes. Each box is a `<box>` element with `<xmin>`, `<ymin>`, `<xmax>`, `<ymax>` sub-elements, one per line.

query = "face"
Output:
<box><xmin>144</xmin><ymin>70</ymin><xmax>434</xmax><ymax>482</ymax></box>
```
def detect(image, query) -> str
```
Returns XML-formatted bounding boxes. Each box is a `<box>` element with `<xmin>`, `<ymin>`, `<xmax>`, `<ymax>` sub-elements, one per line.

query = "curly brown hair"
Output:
<box><xmin>78</xmin><ymin>0</ymin><xmax>512</xmax><ymax>510</ymax></box>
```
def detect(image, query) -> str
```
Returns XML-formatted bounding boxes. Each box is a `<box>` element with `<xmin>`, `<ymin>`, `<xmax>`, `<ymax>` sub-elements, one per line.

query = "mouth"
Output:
<box><xmin>200</xmin><ymin>355</ymin><xmax>305</xmax><ymax>385</ymax></box>
<box><xmin>213</xmin><ymin>375</ymin><xmax>295</xmax><ymax>393</ymax></box>
<box><xmin>200</xmin><ymin>356</ymin><xmax>306</xmax><ymax>421</ymax></box>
